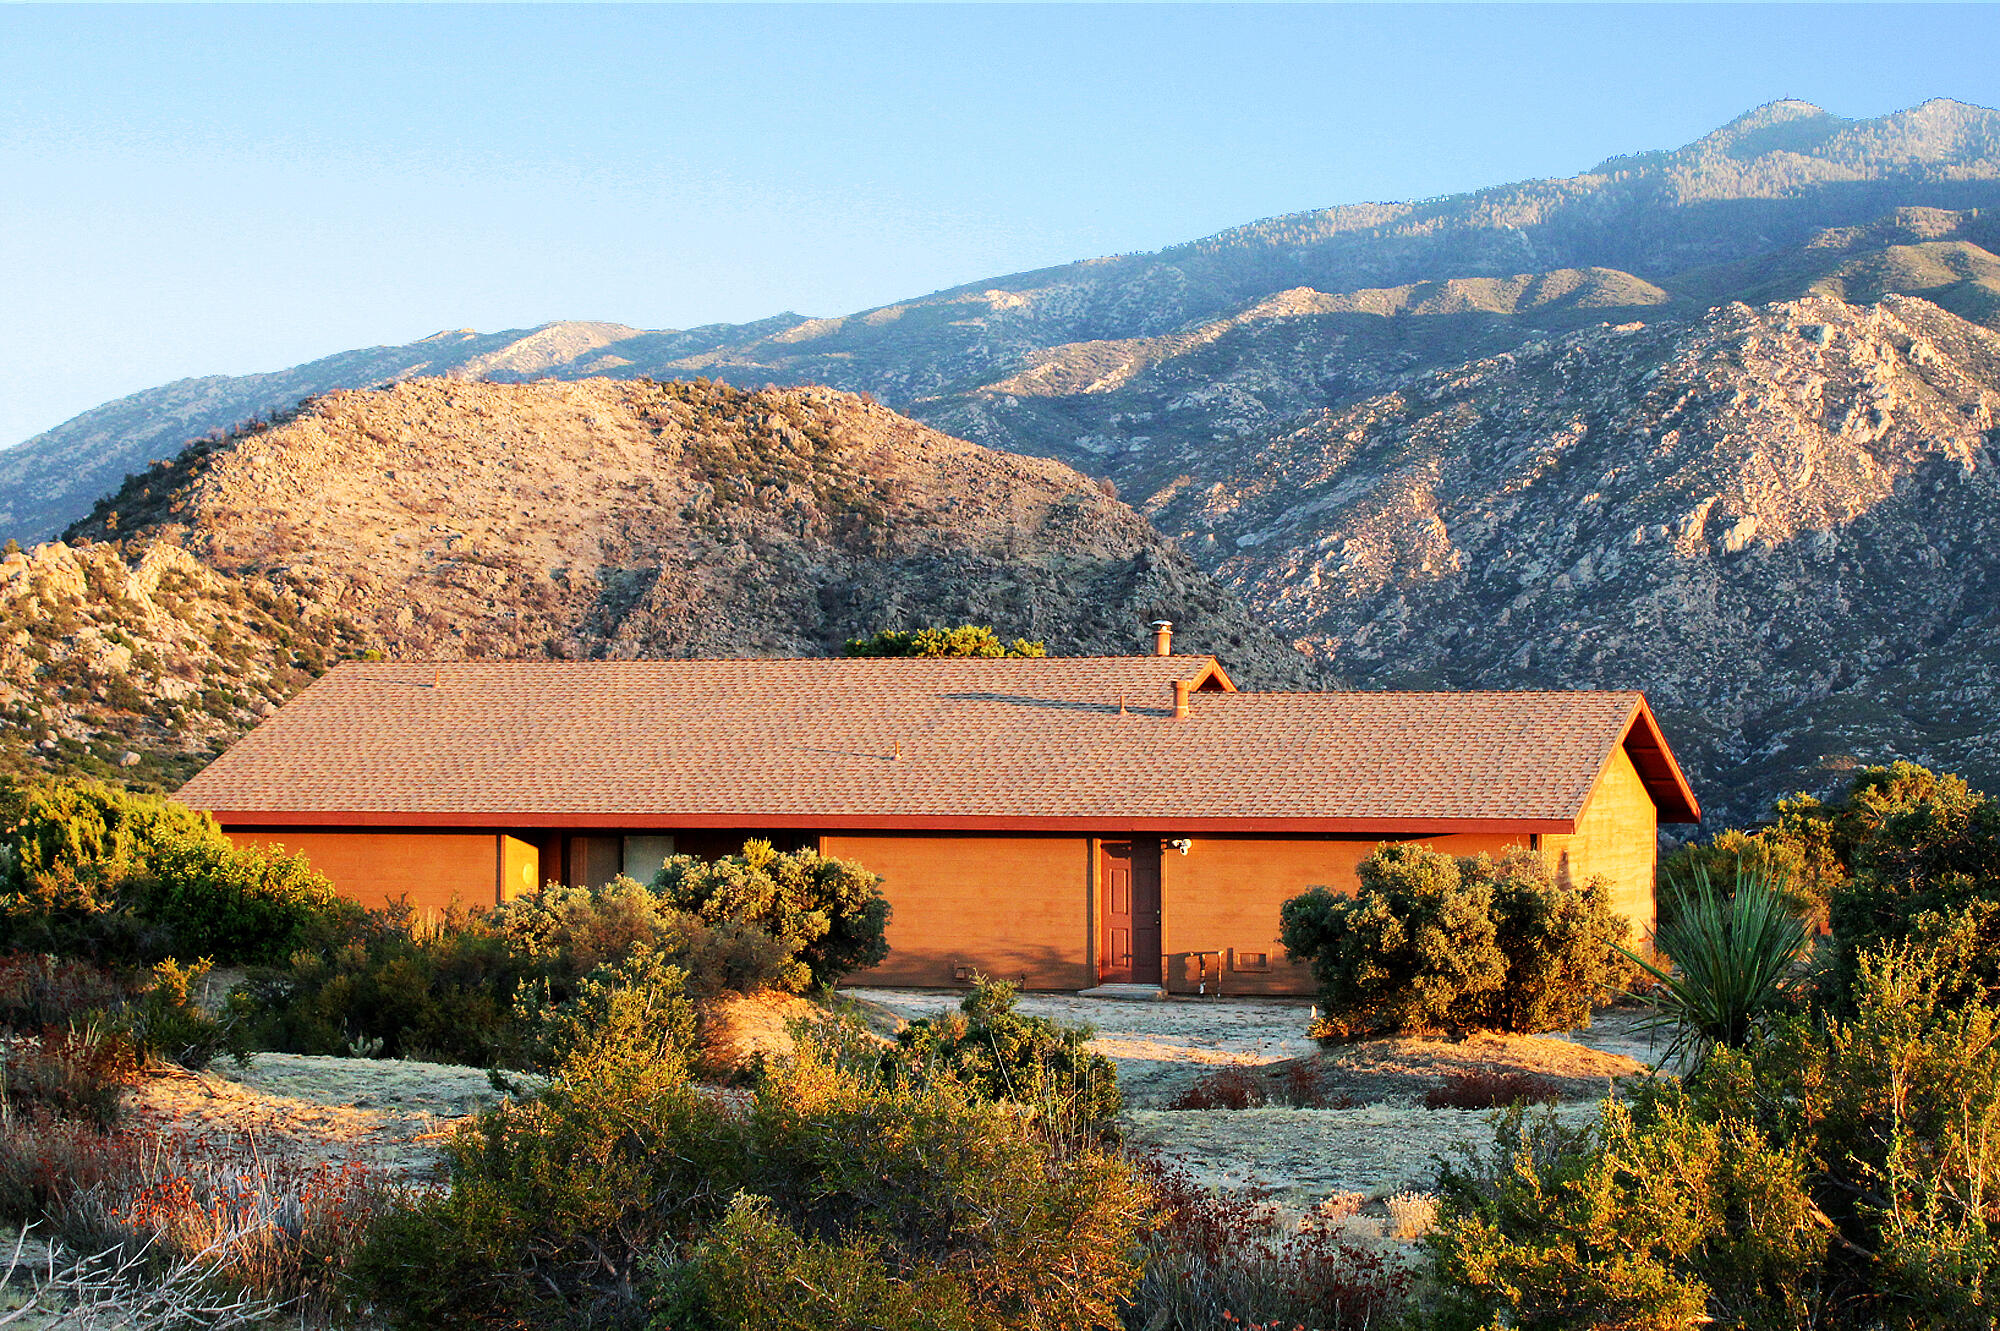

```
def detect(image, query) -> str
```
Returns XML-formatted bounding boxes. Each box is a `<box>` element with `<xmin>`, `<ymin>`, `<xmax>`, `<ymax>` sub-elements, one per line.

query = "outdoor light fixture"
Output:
<box><xmin>1168</xmin><ymin>838</ymin><xmax>1192</xmax><ymax>854</ymax></box>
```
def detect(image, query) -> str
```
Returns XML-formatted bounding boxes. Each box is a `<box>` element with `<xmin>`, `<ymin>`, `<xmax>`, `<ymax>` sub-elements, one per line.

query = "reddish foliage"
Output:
<box><xmin>1</xmin><ymin>1025</ymin><xmax>137</xmax><ymax>1126</ymax></box>
<box><xmin>0</xmin><ymin>954</ymin><xmax>133</xmax><ymax>1030</ymax></box>
<box><xmin>1422</xmin><ymin>1070</ymin><xmax>1563</xmax><ymax>1110</ymax></box>
<box><xmin>1169</xmin><ymin>1066</ymin><xmax>1262</xmax><ymax>1110</ymax></box>
<box><xmin>1166</xmin><ymin>1063</ymin><xmax>1358</xmax><ymax>1111</ymax></box>
<box><xmin>1130</xmin><ymin>1155</ymin><xmax>1409</xmax><ymax>1330</ymax></box>
<box><xmin>0</xmin><ymin>1113</ymin><xmax>146</xmax><ymax>1223</ymax></box>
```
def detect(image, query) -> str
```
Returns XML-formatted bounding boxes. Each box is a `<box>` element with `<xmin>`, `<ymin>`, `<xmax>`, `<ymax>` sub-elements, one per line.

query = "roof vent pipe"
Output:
<box><xmin>1173</xmin><ymin>678</ymin><xmax>1191</xmax><ymax>719</ymax></box>
<box><xmin>1151</xmin><ymin>620</ymin><xmax>1173</xmax><ymax>657</ymax></box>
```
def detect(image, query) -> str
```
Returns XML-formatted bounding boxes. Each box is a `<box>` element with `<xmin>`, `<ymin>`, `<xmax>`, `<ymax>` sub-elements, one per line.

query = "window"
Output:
<box><xmin>622</xmin><ymin>834</ymin><xmax>676</xmax><ymax>886</ymax></box>
<box><xmin>1231</xmin><ymin>950</ymin><xmax>1270</xmax><ymax>973</ymax></box>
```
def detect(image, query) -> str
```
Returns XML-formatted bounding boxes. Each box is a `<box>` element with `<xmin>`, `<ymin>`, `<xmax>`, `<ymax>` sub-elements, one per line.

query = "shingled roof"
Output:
<box><xmin>175</xmin><ymin>658</ymin><xmax>1699</xmax><ymax>831</ymax></box>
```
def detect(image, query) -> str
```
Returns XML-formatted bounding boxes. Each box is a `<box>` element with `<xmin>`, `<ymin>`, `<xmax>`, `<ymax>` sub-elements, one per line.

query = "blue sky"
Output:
<box><xmin>3</xmin><ymin>3</ymin><xmax>1998</xmax><ymax>448</ymax></box>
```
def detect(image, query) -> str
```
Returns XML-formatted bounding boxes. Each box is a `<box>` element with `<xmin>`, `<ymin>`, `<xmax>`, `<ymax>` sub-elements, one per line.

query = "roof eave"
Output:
<box><xmin>194</xmin><ymin>808</ymin><xmax>1582</xmax><ymax>836</ymax></box>
<box><xmin>1614</xmin><ymin>696</ymin><xmax>1702</xmax><ymax>824</ymax></box>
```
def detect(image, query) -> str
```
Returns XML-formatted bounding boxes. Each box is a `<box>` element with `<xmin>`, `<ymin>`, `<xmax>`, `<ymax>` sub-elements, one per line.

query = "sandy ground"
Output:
<box><xmin>846</xmin><ymin>987</ymin><xmax>1663</xmax><ymax>1209</ymax></box>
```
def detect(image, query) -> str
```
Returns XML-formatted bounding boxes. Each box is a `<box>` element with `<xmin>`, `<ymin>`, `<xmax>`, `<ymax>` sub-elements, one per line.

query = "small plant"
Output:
<box><xmin>1383</xmin><ymin>1190</ymin><xmax>1438</xmax><ymax>1240</ymax></box>
<box><xmin>1620</xmin><ymin>863</ymin><xmax>1811</xmax><ymax>1069</ymax></box>
<box><xmin>1167</xmin><ymin>1066</ymin><xmax>1261</xmax><ymax>1111</ymax></box>
<box><xmin>1421</xmin><ymin>1071</ymin><xmax>1564</xmax><ymax>1111</ymax></box>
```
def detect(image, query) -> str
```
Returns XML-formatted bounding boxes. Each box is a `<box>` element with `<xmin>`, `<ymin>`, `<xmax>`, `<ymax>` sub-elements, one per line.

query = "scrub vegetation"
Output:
<box><xmin>9</xmin><ymin>763</ymin><xmax>2000</xmax><ymax>1327</ymax></box>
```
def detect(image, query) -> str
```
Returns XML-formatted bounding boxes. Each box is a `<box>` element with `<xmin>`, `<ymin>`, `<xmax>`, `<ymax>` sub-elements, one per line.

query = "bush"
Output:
<box><xmin>124</xmin><ymin>957</ymin><xmax>250</xmax><ymax>1072</ymax></box>
<box><xmin>1280</xmin><ymin>844</ymin><xmax>1505</xmax><ymax>1039</ymax></box>
<box><xmin>493</xmin><ymin>876</ymin><xmax>792</xmax><ymax>1004</ymax></box>
<box><xmin>0</xmin><ymin>953</ymin><xmax>132</xmax><ymax>1030</ymax></box>
<box><xmin>653</xmin><ymin>840</ymin><xmax>889</xmax><ymax>991</ymax></box>
<box><xmin>841</xmin><ymin>625</ymin><xmax>1046</xmax><ymax>658</ymax></box>
<box><xmin>234</xmin><ymin>904</ymin><xmax>525</xmax><ymax>1065</ymax></box>
<box><xmin>1484</xmin><ymin>849</ymin><xmax>1631</xmax><ymax>1033</ymax></box>
<box><xmin>0</xmin><ymin>777</ymin><xmax>356</xmax><ymax>964</ymax></box>
<box><xmin>1426</xmin><ymin>1093</ymin><xmax>1825</xmax><ymax>1331</ymax></box>
<box><xmin>1165</xmin><ymin>1063</ymin><xmax>1356</xmax><ymax>1111</ymax></box>
<box><xmin>663</xmin><ymin>1193</ymin><xmax>990</xmax><ymax>1331</ymax></box>
<box><xmin>1710</xmin><ymin>909</ymin><xmax>2000</xmax><ymax>1321</ymax></box>
<box><xmin>240</xmin><ymin>880</ymin><xmax>793</xmax><ymax>1069</ymax></box>
<box><xmin>0</xmin><ymin>1020</ymin><xmax>134</xmax><ymax>1128</ymax></box>
<box><xmin>1282</xmin><ymin>845</ymin><xmax>1625</xmax><ymax>1038</ymax></box>
<box><xmin>1428</xmin><ymin>911</ymin><xmax>2000</xmax><ymax>1328</ymax></box>
<box><xmin>888</xmin><ymin>976</ymin><xmax>1121</xmax><ymax>1139</ymax></box>
<box><xmin>355</xmin><ymin>1003</ymin><xmax>1145</xmax><ymax>1331</ymax></box>
<box><xmin>1422</xmin><ymin>1071</ymin><xmax>1563</xmax><ymax>1111</ymax></box>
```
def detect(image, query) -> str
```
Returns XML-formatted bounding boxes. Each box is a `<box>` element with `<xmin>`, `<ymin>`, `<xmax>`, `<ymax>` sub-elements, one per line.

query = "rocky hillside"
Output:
<box><xmin>1142</xmin><ymin>293</ymin><xmax>2000</xmax><ymax>827</ymax></box>
<box><xmin>0</xmin><ymin>542</ymin><xmax>368</xmax><ymax>787</ymax></box>
<box><xmin>10</xmin><ymin>378</ymin><xmax>1314</xmax><ymax>784</ymax></box>
<box><xmin>9</xmin><ymin>99</ymin><xmax>2000</xmax><ymax>544</ymax></box>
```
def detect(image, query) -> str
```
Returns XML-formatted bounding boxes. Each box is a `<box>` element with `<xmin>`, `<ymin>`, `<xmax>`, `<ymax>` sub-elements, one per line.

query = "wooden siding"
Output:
<box><xmin>821</xmin><ymin>833</ymin><xmax>1092</xmax><ymax>990</ymax></box>
<box><xmin>1542</xmin><ymin>744</ymin><xmax>1659</xmax><ymax>938</ymax></box>
<box><xmin>225</xmin><ymin>830</ymin><xmax>503</xmax><ymax>913</ymax></box>
<box><xmin>1162</xmin><ymin>832</ymin><xmax>1527</xmax><ymax>995</ymax></box>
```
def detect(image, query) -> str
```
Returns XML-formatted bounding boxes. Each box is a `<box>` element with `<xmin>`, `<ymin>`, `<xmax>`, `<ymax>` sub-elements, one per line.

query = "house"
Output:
<box><xmin>173</xmin><ymin>637</ymin><xmax>1699</xmax><ymax>995</ymax></box>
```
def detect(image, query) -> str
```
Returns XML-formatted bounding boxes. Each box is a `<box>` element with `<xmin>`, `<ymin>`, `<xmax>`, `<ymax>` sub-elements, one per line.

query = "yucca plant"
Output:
<box><xmin>1620</xmin><ymin>863</ymin><xmax>1812</xmax><ymax>1071</ymax></box>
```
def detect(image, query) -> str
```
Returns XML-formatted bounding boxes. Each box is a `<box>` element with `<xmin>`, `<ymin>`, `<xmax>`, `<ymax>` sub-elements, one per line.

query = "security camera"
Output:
<box><xmin>1168</xmin><ymin>838</ymin><xmax>1192</xmax><ymax>855</ymax></box>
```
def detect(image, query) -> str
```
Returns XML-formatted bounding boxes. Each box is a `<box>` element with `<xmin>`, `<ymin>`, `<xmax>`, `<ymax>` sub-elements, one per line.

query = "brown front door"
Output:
<box><xmin>1100</xmin><ymin>839</ymin><xmax>1163</xmax><ymax>984</ymax></box>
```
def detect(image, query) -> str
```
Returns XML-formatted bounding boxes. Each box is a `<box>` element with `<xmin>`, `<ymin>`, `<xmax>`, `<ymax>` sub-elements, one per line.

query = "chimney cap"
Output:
<box><xmin>1150</xmin><ymin>620</ymin><xmax>1174</xmax><ymax>657</ymax></box>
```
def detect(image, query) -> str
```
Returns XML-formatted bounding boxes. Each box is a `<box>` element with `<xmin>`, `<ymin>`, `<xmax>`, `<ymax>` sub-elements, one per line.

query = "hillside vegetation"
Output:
<box><xmin>6</xmin><ymin>378</ymin><xmax>1311</xmax><ymax>783</ymax></box>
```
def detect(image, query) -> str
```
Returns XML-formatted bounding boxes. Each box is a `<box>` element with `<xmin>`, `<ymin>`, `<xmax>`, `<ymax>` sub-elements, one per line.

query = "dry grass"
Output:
<box><xmin>127</xmin><ymin>1053</ymin><xmax>538</xmax><ymax>1180</ymax></box>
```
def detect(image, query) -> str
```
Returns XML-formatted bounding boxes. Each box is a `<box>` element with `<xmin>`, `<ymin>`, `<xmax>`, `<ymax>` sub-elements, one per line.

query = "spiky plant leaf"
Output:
<box><xmin>1619</xmin><ymin>863</ymin><xmax>1811</xmax><ymax>1070</ymax></box>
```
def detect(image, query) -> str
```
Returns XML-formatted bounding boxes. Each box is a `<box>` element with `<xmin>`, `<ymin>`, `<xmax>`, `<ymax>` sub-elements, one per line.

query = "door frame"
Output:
<box><xmin>1098</xmin><ymin>837</ymin><xmax>1163</xmax><ymax>984</ymax></box>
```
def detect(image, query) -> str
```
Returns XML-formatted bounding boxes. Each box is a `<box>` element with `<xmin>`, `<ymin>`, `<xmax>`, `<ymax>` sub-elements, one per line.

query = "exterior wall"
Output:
<box><xmin>821</xmin><ymin>833</ymin><xmax>1092</xmax><ymax>990</ymax></box>
<box><xmin>1162</xmin><ymin>832</ymin><xmax>1527</xmax><ymax>995</ymax></box>
<box><xmin>1543</xmin><ymin>744</ymin><xmax>1659</xmax><ymax>939</ymax></box>
<box><xmin>225</xmin><ymin>830</ymin><xmax>502</xmax><ymax>914</ymax></box>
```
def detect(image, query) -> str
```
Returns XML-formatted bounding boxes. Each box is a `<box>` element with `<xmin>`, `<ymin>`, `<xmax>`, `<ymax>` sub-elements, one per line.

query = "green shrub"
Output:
<box><xmin>887</xmin><ymin>976</ymin><xmax>1122</xmax><ymax>1140</ymax></box>
<box><xmin>653</xmin><ymin>840</ymin><xmax>889</xmax><ymax>991</ymax></box>
<box><xmin>1427</xmin><ymin>1093</ymin><xmax>1825</xmax><ymax>1331</ymax></box>
<box><xmin>492</xmin><ymin>877</ymin><xmax>792</xmax><ymax>1004</ymax></box>
<box><xmin>1483</xmin><ymin>849</ymin><xmax>1632</xmax><ymax>1033</ymax></box>
<box><xmin>660</xmin><ymin>1194</ymin><xmax>991</xmax><ymax>1331</ymax></box>
<box><xmin>1280</xmin><ymin>843</ymin><xmax>1506</xmax><ymax>1038</ymax></box>
<box><xmin>841</xmin><ymin>625</ymin><xmax>1046</xmax><ymax>658</ymax></box>
<box><xmin>1282</xmin><ymin>846</ymin><xmax>1629</xmax><ymax>1039</ymax></box>
<box><xmin>1719</xmin><ymin>910</ymin><xmax>2000</xmax><ymax>1321</ymax></box>
<box><xmin>1622</xmin><ymin>863</ymin><xmax>1812</xmax><ymax>1070</ymax></box>
<box><xmin>1429</xmin><ymin>908</ymin><xmax>2000</xmax><ymax>1329</ymax></box>
<box><xmin>1675</xmin><ymin>761</ymin><xmax>2000</xmax><ymax>1012</ymax></box>
<box><xmin>241</xmin><ymin>878</ymin><xmax>798</xmax><ymax>1069</ymax></box>
<box><xmin>235</xmin><ymin>904</ymin><xmax>524</xmax><ymax>1064</ymax></box>
<box><xmin>0</xmin><ymin>776</ymin><xmax>355</xmax><ymax>964</ymax></box>
<box><xmin>356</xmin><ymin>1004</ymin><xmax>1145</xmax><ymax>1331</ymax></box>
<box><xmin>123</xmin><ymin>957</ymin><xmax>249</xmax><ymax>1072</ymax></box>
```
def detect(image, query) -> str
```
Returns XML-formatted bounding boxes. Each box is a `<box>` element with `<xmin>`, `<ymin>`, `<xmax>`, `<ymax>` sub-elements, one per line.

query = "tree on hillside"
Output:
<box><xmin>842</xmin><ymin>625</ymin><xmax>1047</xmax><ymax>659</ymax></box>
